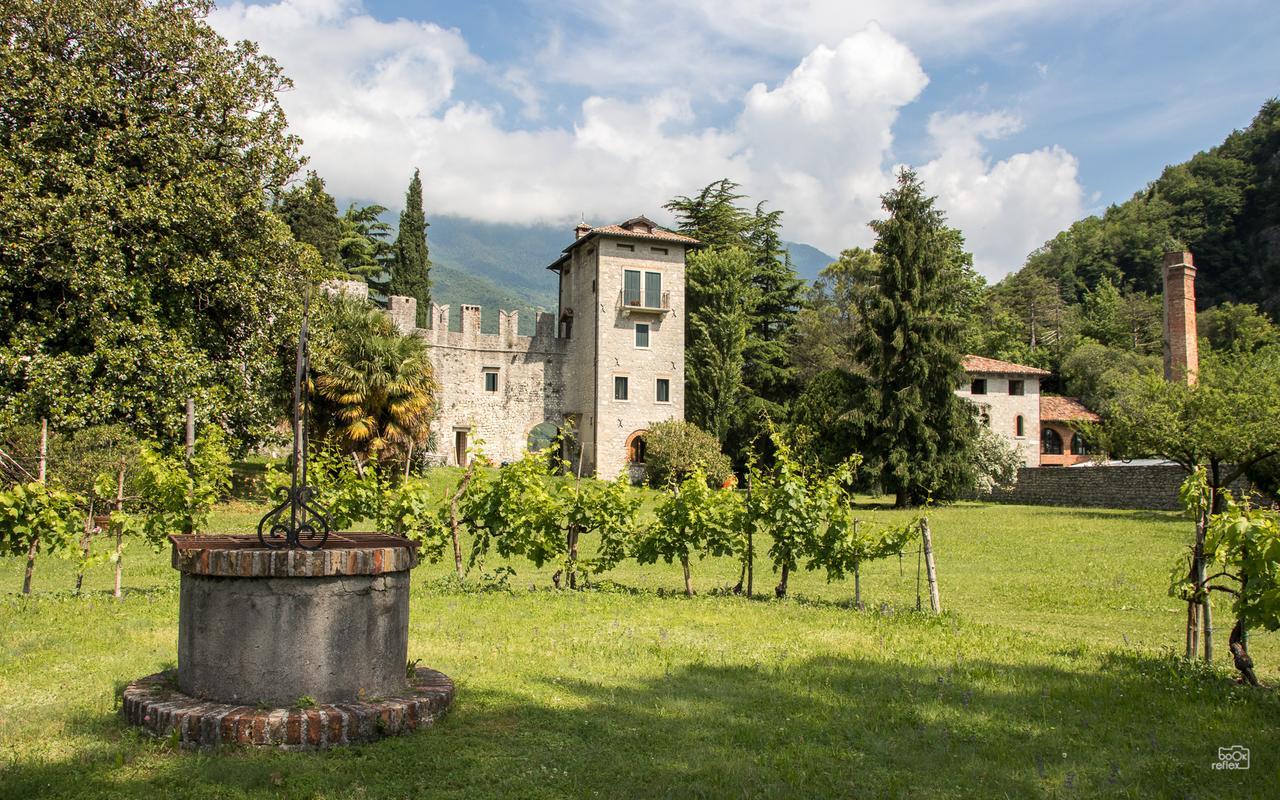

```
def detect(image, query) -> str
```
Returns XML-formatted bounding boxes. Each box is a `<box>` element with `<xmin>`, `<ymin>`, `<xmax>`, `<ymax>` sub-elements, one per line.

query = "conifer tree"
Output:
<box><xmin>685</xmin><ymin>248</ymin><xmax>757</xmax><ymax>443</ymax></box>
<box><xmin>666</xmin><ymin>179</ymin><xmax>803</xmax><ymax>457</ymax></box>
<box><xmin>275</xmin><ymin>171</ymin><xmax>342</xmax><ymax>267</ymax></box>
<box><xmin>390</xmin><ymin>168</ymin><xmax>431</xmax><ymax>326</ymax></box>
<box><xmin>856</xmin><ymin>169</ymin><xmax>976</xmax><ymax>507</ymax></box>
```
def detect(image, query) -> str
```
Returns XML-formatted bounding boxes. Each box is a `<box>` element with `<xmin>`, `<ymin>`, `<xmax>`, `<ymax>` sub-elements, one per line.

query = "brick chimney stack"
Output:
<box><xmin>574</xmin><ymin>221</ymin><xmax>591</xmax><ymax>240</ymax></box>
<box><xmin>1162</xmin><ymin>250</ymin><xmax>1199</xmax><ymax>384</ymax></box>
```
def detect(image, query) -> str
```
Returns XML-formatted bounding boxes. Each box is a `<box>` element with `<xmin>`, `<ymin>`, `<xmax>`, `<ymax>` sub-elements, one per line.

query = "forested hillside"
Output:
<box><xmin>1013</xmin><ymin>100</ymin><xmax>1280</xmax><ymax>313</ymax></box>
<box><xmin>964</xmin><ymin>100</ymin><xmax>1280</xmax><ymax>402</ymax></box>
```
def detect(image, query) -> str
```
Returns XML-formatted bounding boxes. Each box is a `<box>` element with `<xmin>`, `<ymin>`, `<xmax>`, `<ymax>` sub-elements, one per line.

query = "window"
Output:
<box><xmin>618</xmin><ymin>243</ymin><xmax>635</xmax><ymax>251</ymax></box>
<box><xmin>614</xmin><ymin>376</ymin><xmax>629</xmax><ymax>401</ymax></box>
<box><xmin>656</xmin><ymin>378</ymin><xmax>670</xmax><ymax>403</ymax></box>
<box><xmin>1071</xmin><ymin>432</ymin><xmax>1090</xmax><ymax>456</ymax></box>
<box><xmin>651</xmin><ymin>246</ymin><xmax>668</xmax><ymax>255</ymax></box>
<box><xmin>623</xmin><ymin>270</ymin><xmax>642</xmax><ymax>305</ymax></box>
<box><xmin>644</xmin><ymin>271</ymin><xmax>662</xmax><ymax>308</ymax></box>
<box><xmin>1015</xmin><ymin>415</ymin><xmax>1025</xmax><ymax>437</ymax></box>
<box><xmin>1009</xmin><ymin>379</ymin><xmax>1025</xmax><ymax>396</ymax></box>
<box><xmin>483</xmin><ymin>369</ymin><xmax>498</xmax><ymax>393</ymax></box>
<box><xmin>1041</xmin><ymin>428</ymin><xmax>1064</xmax><ymax>455</ymax></box>
<box><xmin>971</xmin><ymin>378</ymin><xmax>987</xmax><ymax>395</ymax></box>
<box><xmin>635</xmin><ymin>322</ymin><xmax>650</xmax><ymax>348</ymax></box>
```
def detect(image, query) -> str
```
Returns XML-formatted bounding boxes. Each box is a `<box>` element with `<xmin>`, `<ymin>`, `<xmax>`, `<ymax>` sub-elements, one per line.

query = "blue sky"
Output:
<box><xmin>210</xmin><ymin>1</ymin><xmax>1280</xmax><ymax>279</ymax></box>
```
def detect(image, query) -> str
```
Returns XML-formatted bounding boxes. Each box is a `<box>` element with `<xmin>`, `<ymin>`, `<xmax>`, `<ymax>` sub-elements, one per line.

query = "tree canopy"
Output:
<box><xmin>0</xmin><ymin>0</ymin><xmax>312</xmax><ymax>445</ymax></box>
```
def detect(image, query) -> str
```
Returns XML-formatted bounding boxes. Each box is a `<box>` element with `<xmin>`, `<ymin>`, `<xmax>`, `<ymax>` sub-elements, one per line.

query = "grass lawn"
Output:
<box><xmin>1</xmin><ymin>487</ymin><xmax>1277</xmax><ymax>798</ymax></box>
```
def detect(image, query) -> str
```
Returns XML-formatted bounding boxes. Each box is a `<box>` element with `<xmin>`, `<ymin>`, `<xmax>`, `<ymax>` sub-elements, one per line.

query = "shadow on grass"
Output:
<box><xmin>4</xmin><ymin>652</ymin><xmax>1276</xmax><ymax>799</ymax></box>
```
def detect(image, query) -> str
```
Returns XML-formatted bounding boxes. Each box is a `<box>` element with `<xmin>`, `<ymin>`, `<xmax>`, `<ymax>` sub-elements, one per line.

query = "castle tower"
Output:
<box><xmin>1162</xmin><ymin>250</ymin><xmax>1199</xmax><ymax>384</ymax></box>
<box><xmin>547</xmin><ymin>216</ymin><xmax>698</xmax><ymax>480</ymax></box>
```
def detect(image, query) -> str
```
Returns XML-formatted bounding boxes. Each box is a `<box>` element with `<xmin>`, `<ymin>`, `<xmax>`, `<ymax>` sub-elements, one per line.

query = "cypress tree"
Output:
<box><xmin>856</xmin><ymin>168</ymin><xmax>977</xmax><ymax>507</ymax></box>
<box><xmin>390</xmin><ymin>168</ymin><xmax>431</xmax><ymax>325</ymax></box>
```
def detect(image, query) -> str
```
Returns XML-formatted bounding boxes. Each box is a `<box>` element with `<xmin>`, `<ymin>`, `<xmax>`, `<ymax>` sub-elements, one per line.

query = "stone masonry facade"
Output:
<box><xmin>957</xmin><ymin>356</ymin><xmax>1049</xmax><ymax>467</ymax></box>
<box><xmin>370</xmin><ymin>216</ymin><xmax>695</xmax><ymax>481</ymax></box>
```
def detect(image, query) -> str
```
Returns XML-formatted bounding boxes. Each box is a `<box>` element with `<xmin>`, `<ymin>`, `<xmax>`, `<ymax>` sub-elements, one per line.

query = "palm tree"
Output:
<box><xmin>313</xmin><ymin>298</ymin><xmax>437</xmax><ymax>473</ymax></box>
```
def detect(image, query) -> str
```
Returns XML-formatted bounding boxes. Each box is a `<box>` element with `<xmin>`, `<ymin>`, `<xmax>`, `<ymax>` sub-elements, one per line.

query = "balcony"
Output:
<box><xmin>619</xmin><ymin>290</ymin><xmax>671</xmax><ymax>316</ymax></box>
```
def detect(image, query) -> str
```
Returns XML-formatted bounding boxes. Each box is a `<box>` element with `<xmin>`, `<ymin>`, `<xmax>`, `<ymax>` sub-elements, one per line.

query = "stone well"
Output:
<box><xmin>121</xmin><ymin>532</ymin><xmax>454</xmax><ymax>749</ymax></box>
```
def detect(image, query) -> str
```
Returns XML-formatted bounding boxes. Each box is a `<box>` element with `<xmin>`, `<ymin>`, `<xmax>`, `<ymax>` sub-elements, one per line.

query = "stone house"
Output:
<box><xmin>958</xmin><ymin>355</ymin><xmax>1050</xmax><ymax>467</ymax></box>
<box><xmin>380</xmin><ymin>216</ymin><xmax>697</xmax><ymax>481</ymax></box>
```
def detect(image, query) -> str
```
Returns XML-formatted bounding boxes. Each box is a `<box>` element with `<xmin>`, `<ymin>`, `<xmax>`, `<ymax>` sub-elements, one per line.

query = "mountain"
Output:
<box><xmin>428</xmin><ymin>216</ymin><xmax>562</xmax><ymax>334</ymax></box>
<box><xmin>423</xmin><ymin>215</ymin><xmax>836</xmax><ymax>332</ymax></box>
<box><xmin>786</xmin><ymin>241</ymin><xmax>837</xmax><ymax>282</ymax></box>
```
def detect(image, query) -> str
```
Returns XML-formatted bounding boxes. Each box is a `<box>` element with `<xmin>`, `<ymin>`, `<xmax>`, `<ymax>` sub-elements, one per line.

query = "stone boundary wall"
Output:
<box><xmin>987</xmin><ymin>464</ymin><xmax>1254</xmax><ymax>511</ymax></box>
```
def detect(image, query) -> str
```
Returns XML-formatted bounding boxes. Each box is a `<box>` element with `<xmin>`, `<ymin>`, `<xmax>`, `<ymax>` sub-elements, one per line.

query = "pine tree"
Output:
<box><xmin>390</xmin><ymin>168</ymin><xmax>431</xmax><ymax>326</ymax></box>
<box><xmin>275</xmin><ymin>171</ymin><xmax>342</xmax><ymax>267</ymax></box>
<box><xmin>856</xmin><ymin>169</ymin><xmax>977</xmax><ymax>507</ymax></box>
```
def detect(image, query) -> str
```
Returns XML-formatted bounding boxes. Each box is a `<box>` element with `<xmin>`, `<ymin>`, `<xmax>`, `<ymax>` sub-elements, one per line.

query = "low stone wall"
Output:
<box><xmin>988</xmin><ymin>465</ymin><xmax>1194</xmax><ymax>511</ymax></box>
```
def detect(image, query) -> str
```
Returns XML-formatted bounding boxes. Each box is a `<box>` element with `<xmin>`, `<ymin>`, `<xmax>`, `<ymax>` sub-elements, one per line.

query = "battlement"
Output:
<box><xmin>386</xmin><ymin>295</ymin><xmax>565</xmax><ymax>354</ymax></box>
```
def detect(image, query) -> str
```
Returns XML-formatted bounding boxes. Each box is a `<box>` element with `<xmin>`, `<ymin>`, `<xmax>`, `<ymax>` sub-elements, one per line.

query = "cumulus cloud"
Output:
<box><xmin>209</xmin><ymin>1</ymin><xmax>1086</xmax><ymax>278</ymax></box>
<box><xmin>917</xmin><ymin>112</ymin><xmax>1084</xmax><ymax>278</ymax></box>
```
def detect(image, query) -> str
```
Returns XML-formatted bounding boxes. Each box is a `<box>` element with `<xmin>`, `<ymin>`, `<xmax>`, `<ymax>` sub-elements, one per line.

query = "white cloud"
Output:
<box><xmin>917</xmin><ymin>112</ymin><xmax>1084</xmax><ymax>278</ymax></box>
<box><xmin>209</xmin><ymin>1</ymin><xmax>1086</xmax><ymax>279</ymax></box>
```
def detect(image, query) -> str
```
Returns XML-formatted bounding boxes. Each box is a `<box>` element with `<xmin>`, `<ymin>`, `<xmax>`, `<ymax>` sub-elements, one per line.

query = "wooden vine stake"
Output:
<box><xmin>113</xmin><ymin>456</ymin><xmax>126</xmax><ymax>599</ymax></box>
<box><xmin>20</xmin><ymin>418</ymin><xmax>48</xmax><ymax>596</ymax></box>
<box><xmin>921</xmin><ymin>517</ymin><xmax>941</xmax><ymax>614</ymax></box>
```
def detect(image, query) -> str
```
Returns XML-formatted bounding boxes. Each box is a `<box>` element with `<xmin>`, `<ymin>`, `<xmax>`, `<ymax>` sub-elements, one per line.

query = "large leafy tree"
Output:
<box><xmin>389</xmin><ymin>168</ymin><xmax>431</xmax><ymax>326</ymax></box>
<box><xmin>1104</xmin><ymin>346</ymin><xmax>1280</xmax><ymax>663</ymax></box>
<box><xmin>856</xmin><ymin>169</ymin><xmax>977</xmax><ymax>507</ymax></box>
<box><xmin>0</xmin><ymin>0</ymin><xmax>311</xmax><ymax>445</ymax></box>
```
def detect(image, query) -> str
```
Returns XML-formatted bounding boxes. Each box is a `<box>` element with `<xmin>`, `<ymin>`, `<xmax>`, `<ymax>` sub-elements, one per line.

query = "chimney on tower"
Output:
<box><xmin>574</xmin><ymin>219</ymin><xmax>591</xmax><ymax>240</ymax></box>
<box><xmin>1162</xmin><ymin>250</ymin><xmax>1199</xmax><ymax>384</ymax></box>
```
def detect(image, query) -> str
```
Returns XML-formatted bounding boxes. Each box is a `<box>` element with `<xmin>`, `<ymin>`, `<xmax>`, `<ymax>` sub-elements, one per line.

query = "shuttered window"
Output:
<box><xmin>644</xmin><ymin>271</ymin><xmax>662</xmax><ymax>308</ymax></box>
<box><xmin>623</xmin><ymin>270</ymin><xmax>641</xmax><ymax>305</ymax></box>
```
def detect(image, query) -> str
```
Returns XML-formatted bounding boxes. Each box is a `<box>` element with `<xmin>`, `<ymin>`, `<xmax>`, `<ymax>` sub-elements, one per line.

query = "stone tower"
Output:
<box><xmin>1162</xmin><ymin>250</ymin><xmax>1199</xmax><ymax>384</ymax></box>
<box><xmin>547</xmin><ymin>216</ymin><xmax>698</xmax><ymax>480</ymax></box>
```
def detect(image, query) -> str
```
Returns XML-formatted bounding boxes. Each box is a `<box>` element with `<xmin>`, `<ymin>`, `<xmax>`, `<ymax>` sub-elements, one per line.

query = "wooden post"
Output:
<box><xmin>21</xmin><ymin>418</ymin><xmax>48</xmax><ymax>595</ymax></box>
<box><xmin>113</xmin><ymin>457</ymin><xmax>125</xmax><ymax>599</ymax></box>
<box><xmin>921</xmin><ymin>517</ymin><xmax>941</xmax><ymax>614</ymax></box>
<box><xmin>745</xmin><ymin>474</ymin><xmax>753</xmax><ymax>598</ymax></box>
<box><xmin>185</xmin><ymin>398</ymin><xmax>196</xmax><ymax>461</ymax></box>
<box><xmin>74</xmin><ymin>498</ymin><xmax>94</xmax><ymax>595</ymax></box>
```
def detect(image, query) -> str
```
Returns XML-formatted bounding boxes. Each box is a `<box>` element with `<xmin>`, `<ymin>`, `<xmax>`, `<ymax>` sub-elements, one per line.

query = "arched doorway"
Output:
<box><xmin>527</xmin><ymin>421</ymin><xmax>559</xmax><ymax>453</ymax></box>
<box><xmin>625</xmin><ymin>430</ymin><xmax>648</xmax><ymax>465</ymax></box>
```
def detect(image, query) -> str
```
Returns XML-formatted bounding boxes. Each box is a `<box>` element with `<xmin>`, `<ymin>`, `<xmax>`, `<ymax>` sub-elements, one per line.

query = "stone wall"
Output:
<box><xmin>987</xmin><ymin>464</ymin><xmax>1234</xmax><ymax>511</ymax></box>
<box><xmin>393</xmin><ymin>297</ymin><xmax>568</xmax><ymax>467</ymax></box>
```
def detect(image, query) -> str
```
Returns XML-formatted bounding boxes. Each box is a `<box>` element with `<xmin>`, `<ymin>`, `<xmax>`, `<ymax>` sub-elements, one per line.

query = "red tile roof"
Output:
<box><xmin>1040</xmin><ymin>395</ymin><xmax>1101</xmax><ymax>423</ymax></box>
<box><xmin>547</xmin><ymin>216</ymin><xmax>701</xmax><ymax>270</ymax></box>
<box><xmin>963</xmin><ymin>355</ymin><xmax>1051</xmax><ymax>376</ymax></box>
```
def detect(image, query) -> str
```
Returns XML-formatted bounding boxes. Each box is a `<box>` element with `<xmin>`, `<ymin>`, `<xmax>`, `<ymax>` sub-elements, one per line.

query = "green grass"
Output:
<box><xmin>1</xmin><ymin>493</ymin><xmax>1277</xmax><ymax>799</ymax></box>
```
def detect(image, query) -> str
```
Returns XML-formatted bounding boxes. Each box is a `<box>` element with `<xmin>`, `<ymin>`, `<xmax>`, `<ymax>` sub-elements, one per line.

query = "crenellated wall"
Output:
<box><xmin>386</xmin><ymin>295</ymin><xmax>569</xmax><ymax>467</ymax></box>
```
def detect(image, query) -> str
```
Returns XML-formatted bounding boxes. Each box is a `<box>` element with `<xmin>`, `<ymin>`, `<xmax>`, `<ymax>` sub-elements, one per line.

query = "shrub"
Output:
<box><xmin>643</xmin><ymin>420</ymin><xmax>733</xmax><ymax>488</ymax></box>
